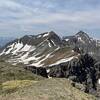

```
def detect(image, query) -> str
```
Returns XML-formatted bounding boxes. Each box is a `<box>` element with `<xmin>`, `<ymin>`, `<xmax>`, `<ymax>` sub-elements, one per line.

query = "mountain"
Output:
<box><xmin>0</xmin><ymin>31</ymin><xmax>100</xmax><ymax>98</ymax></box>
<box><xmin>1</xmin><ymin>31</ymin><xmax>100</xmax><ymax>66</ymax></box>
<box><xmin>63</xmin><ymin>31</ymin><xmax>100</xmax><ymax>60</ymax></box>
<box><xmin>0</xmin><ymin>31</ymin><xmax>77</xmax><ymax>67</ymax></box>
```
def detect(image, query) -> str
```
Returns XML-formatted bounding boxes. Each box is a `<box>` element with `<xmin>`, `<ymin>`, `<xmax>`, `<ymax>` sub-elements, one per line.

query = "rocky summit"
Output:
<box><xmin>0</xmin><ymin>31</ymin><xmax>100</xmax><ymax>99</ymax></box>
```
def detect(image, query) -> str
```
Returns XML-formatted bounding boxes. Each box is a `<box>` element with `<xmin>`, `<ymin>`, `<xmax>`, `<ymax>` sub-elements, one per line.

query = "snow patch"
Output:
<box><xmin>20</xmin><ymin>44</ymin><xmax>31</xmax><ymax>51</ymax></box>
<box><xmin>47</xmin><ymin>40</ymin><xmax>52</xmax><ymax>47</ymax></box>
<box><xmin>30</xmin><ymin>53</ymin><xmax>51</xmax><ymax>67</ymax></box>
<box><xmin>51</xmin><ymin>40</ymin><xmax>56</xmax><ymax>46</ymax></box>
<box><xmin>49</xmin><ymin>56</ymin><xmax>75</xmax><ymax>66</ymax></box>
<box><xmin>23</xmin><ymin>56</ymin><xmax>39</xmax><ymax>64</ymax></box>
<box><xmin>78</xmin><ymin>37</ymin><xmax>85</xmax><ymax>43</ymax></box>
<box><xmin>12</xmin><ymin>42</ymin><xmax>23</xmax><ymax>55</ymax></box>
<box><xmin>43</xmin><ymin>32</ymin><xmax>49</xmax><ymax>37</ymax></box>
<box><xmin>2</xmin><ymin>43</ymin><xmax>15</xmax><ymax>55</ymax></box>
<box><xmin>20</xmin><ymin>52</ymin><xmax>29</xmax><ymax>60</ymax></box>
<box><xmin>65</xmin><ymin>39</ymin><xmax>69</xmax><ymax>41</ymax></box>
<box><xmin>47</xmin><ymin>69</ymin><xmax>50</xmax><ymax>73</ymax></box>
<box><xmin>0</xmin><ymin>49</ymin><xmax>6</xmax><ymax>55</ymax></box>
<box><xmin>37</xmin><ymin>35</ymin><xmax>42</xmax><ymax>38</ymax></box>
<box><xmin>71</xmin><ymin>50</ymin><xmax>74</xmax><ymax>53</ymax></box>
<box><xmin>29</xmin><ymin>46</ymin><xmax>36</xmax><ymax>52</ymax></box>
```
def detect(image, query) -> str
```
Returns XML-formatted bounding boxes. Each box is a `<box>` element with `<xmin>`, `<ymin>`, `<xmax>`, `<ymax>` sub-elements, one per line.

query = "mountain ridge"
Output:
<box><xmin>0</xmin><ymin>31</ymin><xmax>100</xmax><ymax>66</ymax></box>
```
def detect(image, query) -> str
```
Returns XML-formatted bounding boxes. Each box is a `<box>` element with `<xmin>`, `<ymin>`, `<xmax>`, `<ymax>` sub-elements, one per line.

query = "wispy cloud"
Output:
<box><xmin>0</xmin><ymin>0</ymin><xmax>100</xmax><ymax>37</ymax></box>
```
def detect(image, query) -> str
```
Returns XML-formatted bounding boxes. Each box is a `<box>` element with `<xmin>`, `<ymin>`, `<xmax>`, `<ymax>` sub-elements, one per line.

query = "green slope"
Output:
<box><xmin>0</xmin><ymin>79</ymin><xmax>96</xmax><ymax>100</ymax></box>
<box><xmin>0</xmin><ymin>60</ymin><xmax>96</xmax><ymax>100</ymax></box>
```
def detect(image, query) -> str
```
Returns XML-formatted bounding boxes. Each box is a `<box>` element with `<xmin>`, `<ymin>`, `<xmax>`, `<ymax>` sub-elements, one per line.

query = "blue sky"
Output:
<box><xmin>0</xmin><ymin>0</ymin><xmax>100</xmax><ymax>38</ymax></box>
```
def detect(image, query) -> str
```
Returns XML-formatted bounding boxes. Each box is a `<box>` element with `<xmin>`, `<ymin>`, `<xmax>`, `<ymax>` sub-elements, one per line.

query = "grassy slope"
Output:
<box><xmin>0</xmin><ymin>60</ymin><xmax>97</xmax><ymax>100</ymax></box>
<box><xmin>0</xmin><ymin>79</ymin><xmax>96</xmax><ymax>100</ymax></box>
<box><xmin>0</xmin><ymin>60</ymin><xmax>44</xmax><ymax>83</ymax></box>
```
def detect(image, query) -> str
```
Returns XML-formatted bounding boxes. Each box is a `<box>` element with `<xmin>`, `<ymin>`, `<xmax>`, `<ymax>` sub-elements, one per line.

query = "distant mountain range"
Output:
<box><xmin>0</xmin><ymin>36</ymin><xmax>15</xmax><ymax>48</ymax></box>
<box><xmin>0</xmin><ymin>31</ymin><xmax>100</xmax><ymax>66</ymax></box>
<box><xmin>0</xmin><ymin>31</ymin><xmax>100</xmax><ymax>98</ymax></box>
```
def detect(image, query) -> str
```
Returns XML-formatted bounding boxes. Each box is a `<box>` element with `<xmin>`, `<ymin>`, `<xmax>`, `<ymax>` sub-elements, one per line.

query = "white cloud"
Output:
<box><xmin>0</xmin><ymin>0</ymin><xmax>100</xmax><ymax>37</ymax></box>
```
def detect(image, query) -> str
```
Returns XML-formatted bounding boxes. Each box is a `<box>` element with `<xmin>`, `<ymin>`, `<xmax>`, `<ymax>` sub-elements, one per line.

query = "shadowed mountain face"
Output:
<box><xmin>0</xmin><ymin>31</ymin><xmax>100</xmax><ymax>98</ymax></box>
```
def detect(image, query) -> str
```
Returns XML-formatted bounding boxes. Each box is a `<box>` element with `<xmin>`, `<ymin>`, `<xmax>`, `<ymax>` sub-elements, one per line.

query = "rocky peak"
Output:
<box><xmin>76</xmin><ymin>31</ymin><xmax>88</xmax><ymax>36</ymax></box>
<box><xmin>47</xmin><ymin>31</ymin><xmax>58</xmax><ymax>37</ymax></box>
<box><xmin>36</xmin><ymin>31</ymin><xmax>60</xmax><ymax>39</ymax></box>
<box><xmin>36</xmin><ymin>31</ymin><xmax>62</xmax><ymax>47</ymax></box>
<box><xmin>10</xmin><ymin>31</ymin><xmax>61</xmax><ymax>46</ymax></box>
<box><xmin>19</xmin><ymin>35</ymin><xmax>35</xmax><ymax>45</ymax></box>
<box><xmin>47</xmin><ymin>31</ymin><xmax>62</xmax><ymax>45</ymax></box>
<box><xmin>75</xmin><ymin>31</ymin><xmax>90</xmax><ymax>41</ymax></box>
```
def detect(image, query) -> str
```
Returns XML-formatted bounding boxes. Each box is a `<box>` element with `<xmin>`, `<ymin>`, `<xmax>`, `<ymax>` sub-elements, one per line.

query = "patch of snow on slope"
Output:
<box><xmin>4</xmin><ymin>43</ymin><xmax>15</xmax><ymax>54</ymax></box>
<box><xmin>20</xmin><ymin>44</ymin><xmax>31</xmax><ymax>51</ymax></box>
<box><xmin>49</xmin><ymin>56</ymin><xmax>75</xmax><ymax>66</ymax></box>
<box><xmin>23</xmin><ymin>57</ymin><xmax>37</xmax><ymax>64</ymax></box>
<box><xmin>0</xmin><ymin>49</ymin><xmax>5</xmax><ymax>55</ymax></box>
<box><xmin>22</xmin><ymin>54</ymin><xmax>44</xmax><ymax>65</ymax></box>
<box><xmin>23</xmin><ymin>56</ymin><xmax>36</xmax><ymax>64</ymax></box>
<box><xmin>30</xmin><ymin>53</ymin><xmax>51</xmax><ymax>67</ymax></box>
<box><xmin>37</xmin><ymin>35</ymin><xmax>41</xmax><ymax>38</ymax></box>
<box><xmin>20</xmin><ymin>52</ymin><xmax>29</xmax><ymax>60</ymax></box>
<box><xmin>43</xmin><ymin>32</ymin><xmax>49</xmax><ymax>37</ymax></box>
<box><xmin>47</xmin><ymin>69</ymin><xmax>50</xmax><ymax>73</ymax></box>
<box><xmin>47</xmin><ymin>40</ymin><xmax>52</xmax><ymax>47</ymax></box>
<box><xmin>51</xmin><ymin>40</ymin><xmax>56</xmax><ymax>46</ymax></box>
<box><xmin>98</xmin><ymin>79</ymin><xmax>100</xmax><ymax>84</ymax></box>
<box><xmin>29</xmin><ymin>46</ymin><xmax>36</xmax><ymax>52</ymax></box>
<box><xmin>12</xmin><ymin>42</ymin><xmax>23</xmax><ymax>55</ymax></box>
<box><xmin>78</xmin><ymin>37</ymin><xmax>85</xmax><ymax>43</ymax></box>
<box><xmin>65</xmin><ymin>39</ymin><xmax>69</xmax><ymax>41</ymax></box>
